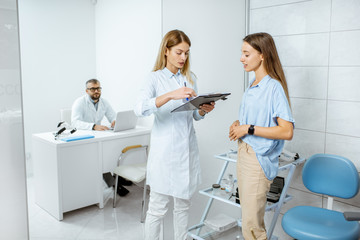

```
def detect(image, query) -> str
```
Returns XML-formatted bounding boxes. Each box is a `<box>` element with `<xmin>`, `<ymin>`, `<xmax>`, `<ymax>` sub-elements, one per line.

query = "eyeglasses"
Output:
<box><xmin>87</xmin><ymin>87</ymin><xmax>102</xmax><ymax>92</ymax></box>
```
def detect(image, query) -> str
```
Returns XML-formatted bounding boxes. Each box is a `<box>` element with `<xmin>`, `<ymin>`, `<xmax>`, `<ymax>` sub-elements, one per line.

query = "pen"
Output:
<box><xmin>184</xmin><ymin>82</ymin><xmax>189</xmax><ymax>101</ymax></box>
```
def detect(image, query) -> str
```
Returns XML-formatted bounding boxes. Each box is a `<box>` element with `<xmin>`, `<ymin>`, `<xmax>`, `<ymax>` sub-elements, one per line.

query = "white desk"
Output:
<box><xmin>32</xmin><ymin>126</ymin><xmax>151</xmax><ymax>220</ymax></box>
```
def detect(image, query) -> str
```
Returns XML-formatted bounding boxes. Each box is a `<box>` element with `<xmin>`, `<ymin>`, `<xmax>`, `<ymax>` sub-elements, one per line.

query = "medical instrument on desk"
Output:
<box><xmin>203</xmin><ymin>213</ymin><xmax>238</xmax><ymax>233</ymax></box>
<box><xmin>53</xmin><ymin>121</ymin><xmax>77</xmax><ymax>139</ymax></box>
<box><xmin>219</xmin><ymin>174</ymin><xmax>236</xmax><ymax>199</ymax></box>
<box><xmin>224</xmin><ymin>174</ymin><xmax>234</xmax><ymax>194</ymax></box>
<box><xmin>266</xmin><ymin>176</ymin><xmax>285</xmax><ymax>203</ymax></box>
<box><xmin>54</xmin><ymin>127</ymin><xmax>66</xmax><ymax>138</ymax></box>
<box><xmin>212</xmin><ymin>184</ymin><xmax>220</xmax><ymax>196</ymax></box>
<box><xmin>279</xmin><ymin>148</ymin><xmax>299</xmax><ymax>162</ymax></box>
<box><xmin>235</xmin><ymin>187</ymin><xmax>240</xmax><ymax>204</ymax></box>
<box><xmin>57</xmin><ymin>121</ymin><xmax>75</xmax><ymax>130</ymax></box>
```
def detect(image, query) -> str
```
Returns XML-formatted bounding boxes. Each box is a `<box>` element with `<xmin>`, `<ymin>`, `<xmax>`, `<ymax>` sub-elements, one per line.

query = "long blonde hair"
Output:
<box><xmin>244</xmin><ymin>32</ymin><xmax>291</xmax><ymax>107</ymax></box>
<box><xmin>153</xmin><ymin>30</ymin><xmax>194</xmax><ymax>85</ymax></box>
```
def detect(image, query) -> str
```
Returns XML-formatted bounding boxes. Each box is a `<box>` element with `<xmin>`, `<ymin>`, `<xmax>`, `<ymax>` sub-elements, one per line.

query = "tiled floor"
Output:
<box><xmin>27</xmin><ymin>177</ymin><xmax>245</xmax><ymax>240</ymax></box>
<box><xmin>27</xmin><ymin>177</ymin><xmax>149</xmax><ymax>240</ymax></box>
<box><xmin>27</xmin><ymin>176</ymin><xmax>293</xmax><ymax>240</ymax></box>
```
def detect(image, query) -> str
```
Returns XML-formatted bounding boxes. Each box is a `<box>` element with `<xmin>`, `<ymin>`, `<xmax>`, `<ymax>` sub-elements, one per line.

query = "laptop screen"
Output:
<box><xmin>112</xmin><ymin>110</ymin><xmax>138</xmax><ymax>132</ymax></box>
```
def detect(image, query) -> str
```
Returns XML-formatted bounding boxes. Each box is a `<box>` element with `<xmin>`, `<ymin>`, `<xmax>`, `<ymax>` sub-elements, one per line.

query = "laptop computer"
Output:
<box><xmin>111</xmin><ymin>110</ymin><xmax>138</xmax><ymax>132</ymax></box>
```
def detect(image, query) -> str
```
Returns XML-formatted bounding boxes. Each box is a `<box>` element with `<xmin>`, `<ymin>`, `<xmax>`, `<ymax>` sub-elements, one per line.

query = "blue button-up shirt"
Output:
<box><xmin>239</xmin><ymin>75</ymin><xmax>294</xmax><ymax>180</ymax></box>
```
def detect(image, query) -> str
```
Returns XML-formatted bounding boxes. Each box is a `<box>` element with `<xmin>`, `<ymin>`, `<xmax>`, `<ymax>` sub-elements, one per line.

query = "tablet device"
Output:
<box><xmin>171</xmin><ymin>93</ymin><xmax>231</xmax><ymax>113</ymax></box>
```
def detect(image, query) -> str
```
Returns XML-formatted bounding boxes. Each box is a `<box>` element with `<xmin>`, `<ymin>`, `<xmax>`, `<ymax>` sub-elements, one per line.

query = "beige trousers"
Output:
<box><xmin>237</xmin><ymin>141</ymin><xmax>272</xmax><ymax>240</ymax></box>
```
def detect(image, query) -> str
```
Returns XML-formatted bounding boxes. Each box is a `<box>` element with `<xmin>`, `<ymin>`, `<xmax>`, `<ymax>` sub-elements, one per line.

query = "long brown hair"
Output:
<box><xmin>153</xmin><ymin>30</ymin><xmax>194</xmax><ymax>85</ymax></box>
<box><xmin>244</xmin><ymin>32</ymin><xmax>291</xmax><ymax>107</ymax></box>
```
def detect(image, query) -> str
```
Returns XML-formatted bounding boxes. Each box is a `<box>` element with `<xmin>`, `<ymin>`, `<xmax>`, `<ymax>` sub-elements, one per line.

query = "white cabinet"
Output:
<box><xmin>32</xmin><ymin>127</ymin><xmax>151</xmax><ymax>220</ymax></box>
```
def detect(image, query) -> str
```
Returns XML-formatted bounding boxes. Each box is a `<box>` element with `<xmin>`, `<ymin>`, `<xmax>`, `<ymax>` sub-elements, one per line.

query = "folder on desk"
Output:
<box><xmin>171</xmin><ymin>92</ymin><xmax>231</xmax><ymax>113</ymax></box>
<box><xmin>60</xmin><ymin>134</ymin><xmax>95</xmax><ymax>142</ymax></box>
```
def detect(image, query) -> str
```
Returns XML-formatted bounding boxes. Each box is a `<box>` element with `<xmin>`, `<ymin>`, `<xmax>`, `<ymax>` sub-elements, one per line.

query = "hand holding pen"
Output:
<box><xmin>154</xmin><ymin>82</ymin><xmax>196</xmax><ymax>108</ymax></box>
<box><xmin>168</xmin><ymin>84</ymin><xmax>196</xmax><ymax>100</ymax></box>
<box><xmin>184</xmin><ymin>82</ymin><xmax>189</xmax><ymax>101</ymax></box>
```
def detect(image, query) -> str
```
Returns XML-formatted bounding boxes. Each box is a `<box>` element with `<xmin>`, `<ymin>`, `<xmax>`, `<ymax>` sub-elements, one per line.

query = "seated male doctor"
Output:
<box><xmin>71</xmin><ymin>78</ymin><xmax>116</xmax><ymax>131</ymax></box>
<box><xmin>71</xmin><ymin>78</ymin><xmax>131</xmax><ymax>196</ymax></box>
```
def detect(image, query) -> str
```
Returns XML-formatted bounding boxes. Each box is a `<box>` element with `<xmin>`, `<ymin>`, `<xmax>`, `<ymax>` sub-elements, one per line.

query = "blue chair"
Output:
<box><xmin>282</xmin><ymin>153</ymin><xmax>360</xmax><ymax>240</ymax></box>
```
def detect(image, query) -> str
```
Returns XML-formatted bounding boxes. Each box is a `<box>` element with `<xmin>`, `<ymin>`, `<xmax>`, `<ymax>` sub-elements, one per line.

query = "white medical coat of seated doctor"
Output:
<box><xmin>71</xmin><ymin>95</ymin><xmax>116</xmax><ymax>130</ymax></box>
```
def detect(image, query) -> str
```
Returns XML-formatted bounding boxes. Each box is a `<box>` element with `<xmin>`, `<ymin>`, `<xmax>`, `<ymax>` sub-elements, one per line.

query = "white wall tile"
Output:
<box><xmin>291</xmin><ymin>98</ymin><xmax>326</xmax><ymax>131</ymax></box>
<box><xmin>251</xmin><ymin>0</ymin><xmax>331</xmax><ymax>36</ymax></box>
<box><xmin>323</xmin><ymin>133</ymin><xmax>360</xmax><ymax>207</ymax></box>
<box><xmin>328</xmin><ymin>67</ymin><xmax>360</xmax><ymax>101</ymax></box>
<box><xmin>278</xmin><ymin>160</ymin><xmax>310</xmax><ymax>195</ymax></box>
<box><xmin>327</xmin><ymin>101</ymin><xmax>360</xmax><ymax>137</ymax></box>
<box><xmin>284</xmin><ymin>129</ymin><xmax>325</xmax><ymax>192</ymax></box>
<box><xmin>287</xmin><ymin>164</ymin><xmax>309</xmax><ymax>192</ymax></box>
<box><xmin>275</xmin><ymin>33</ymin><xmax>329</xmax><ymax>66</ymax></box>
<box><xmin>326</xmin><ymin>133</ymin><xmax>360</xmax><ymax>171</ymax></box>
<box><xmin>251</xmin><ymin>0</ymin><xmax>310</xmax><ymax>9</ymax></box>
<box><xmin>284</xmin><ymin>129</ymin><xmax>325</xmax><ymax>159</ymax></box>
<box><xmin>331</xmin><ymin>0</ymin><xmax>360</xmax><ymax>31</ymax></box>
<box><xmin>324</xmin><ymin>197</ymin><xmax>360</xmax><ymax>213</ymax></box>
<box><xmin>329</xmin><ymin>30</ymin><xmax>360</xmax><ymax>66</ymax></box>
<box><xmin>280</xmin><ymin>188</ymin><xmax>323</xmax><ymax>214</ymax></box>
<box><xmin>335</xmin><ymin>192</ymin><xmax>360</xmax><ymax>209</ymax></box>
<box><xmin>285</xmin><ymin>67</ymin><xmax>328</xmax><ymax>99</ymax></box>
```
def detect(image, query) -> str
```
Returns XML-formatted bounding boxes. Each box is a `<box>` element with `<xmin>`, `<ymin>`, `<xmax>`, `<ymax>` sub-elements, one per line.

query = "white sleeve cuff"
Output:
<box><xmin>193</xmin><ymin>109</ymin><xmax>204</xmax><ymax>121</ymax></box>
<box><xmin>139</xmin><ymin>97</ymin><xmax>158</xmax><ymax>116</ymax></box>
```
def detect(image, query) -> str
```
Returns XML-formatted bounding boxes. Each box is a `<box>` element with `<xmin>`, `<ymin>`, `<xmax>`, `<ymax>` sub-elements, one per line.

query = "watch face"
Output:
<box><xmin>248</xmin><ymin>125</ymin><xmax>255</xmax><ymax>135</ymax></box>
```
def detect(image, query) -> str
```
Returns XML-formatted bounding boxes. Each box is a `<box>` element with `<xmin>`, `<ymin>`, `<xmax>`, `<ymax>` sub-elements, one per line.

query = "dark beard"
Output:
<box><xmin>91</xmin><ymin>94</ymin><xmax>100</xmax><ymax>101</ymax></box>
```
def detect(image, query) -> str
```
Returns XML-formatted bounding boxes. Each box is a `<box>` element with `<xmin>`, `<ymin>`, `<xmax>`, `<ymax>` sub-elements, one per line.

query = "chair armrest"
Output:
<box><xmin>117</xmin><ymin>145</ymin><xmax>148</xmax><ymax>165</ymax></box>
<box><xmin>344</xmin><ymin>212</ymin><xmax>360</xmax><ymax>221</ymax></box>
<box><xmin>122</xmin><ymin>145</ymin><xmax>143</xmax><ymax>153</ymax></box>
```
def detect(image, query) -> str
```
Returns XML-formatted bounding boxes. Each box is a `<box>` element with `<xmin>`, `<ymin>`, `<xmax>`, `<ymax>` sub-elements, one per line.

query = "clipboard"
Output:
<box><xmin>171</xmin><ymin>92</ymin><xmax>231</xmax><ymax>113</ymax></box>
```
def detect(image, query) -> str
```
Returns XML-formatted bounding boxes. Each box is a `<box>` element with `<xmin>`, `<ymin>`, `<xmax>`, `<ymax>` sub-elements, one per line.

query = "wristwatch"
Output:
<box><xmin>248</xmin><ymin>125</ymin><xmax>255</xmax><ymax>135</ymax></box>
<box><xmin>92</xmin><ymin>124</ymin><xmax>96</xmax><ymax>130</ymax></box>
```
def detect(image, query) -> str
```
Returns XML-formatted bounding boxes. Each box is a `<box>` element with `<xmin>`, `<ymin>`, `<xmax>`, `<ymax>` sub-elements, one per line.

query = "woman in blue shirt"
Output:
<box><xmin>229</xmin><ymin>32</ymin><xmax>294</xmax><ymax>240</ymax></box>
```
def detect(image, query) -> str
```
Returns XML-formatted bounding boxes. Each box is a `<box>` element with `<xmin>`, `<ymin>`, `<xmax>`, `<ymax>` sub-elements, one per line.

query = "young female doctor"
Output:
<box><xmin>229</xmin><ymin>32</ymin><xmax>294</xmax><ymax>240</ymax></box>
<box><xmin>134</xmin><ymin>29</ymin><xmax>215</xmax><ymax>240</ymax></box>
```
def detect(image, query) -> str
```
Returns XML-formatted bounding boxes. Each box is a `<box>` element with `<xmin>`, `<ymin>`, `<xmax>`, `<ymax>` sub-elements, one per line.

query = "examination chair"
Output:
<box><xmin>281</xmin><ymin>153</ymin><xmax>360</xmax><ymax>240</ymax></box>
<box><xmin>113</xmin><ymin>145</ymin><xmax>148</xmax><ymax>223</ymax></box>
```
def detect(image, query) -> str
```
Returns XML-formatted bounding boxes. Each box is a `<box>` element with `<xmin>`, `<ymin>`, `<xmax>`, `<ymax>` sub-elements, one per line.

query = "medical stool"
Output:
<box><xmin>282</xmin><ymin>153</ymin><xmax>360</xmax><ymax>240</ymax></box>
<box><xmin>113</xmin><ymin>145</ymin><xmax>148</xmax><ymax>223</ymax></box>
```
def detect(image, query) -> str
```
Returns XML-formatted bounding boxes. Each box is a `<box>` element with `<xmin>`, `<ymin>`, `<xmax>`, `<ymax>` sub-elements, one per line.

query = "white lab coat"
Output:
<box><xmin>134</xmin><ymin>68</ymin><xmax>203</xmax><ymax>200</ymax></box>
<box><xmin>71</xmin><ymin>95</ymin><xmax>116</xmax><ymax>130</ymax></box>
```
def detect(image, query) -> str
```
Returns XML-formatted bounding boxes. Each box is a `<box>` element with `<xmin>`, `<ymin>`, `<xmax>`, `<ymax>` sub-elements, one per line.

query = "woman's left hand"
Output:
<box><xmin>229</xmin><ymin>124</ymin><xmax>248</xmax><ymax>141</ymax></box>
<box><xmin>199</xmin><ymin>102</ymin><xmax>215</xmax><ymax>116</ymax></box>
